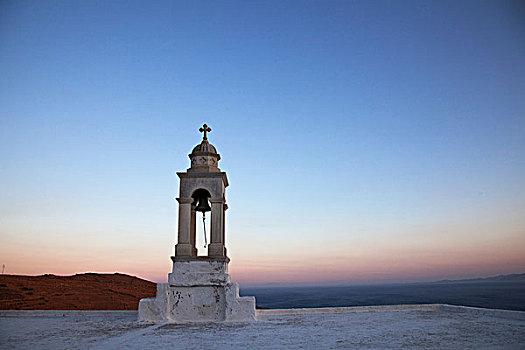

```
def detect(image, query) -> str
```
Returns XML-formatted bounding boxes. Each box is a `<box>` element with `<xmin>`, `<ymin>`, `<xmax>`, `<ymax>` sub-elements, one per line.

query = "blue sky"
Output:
<box><xmin>1</xmin><ymin>0</ymin><xmax>524</xmax><ymax>284</ymax></box>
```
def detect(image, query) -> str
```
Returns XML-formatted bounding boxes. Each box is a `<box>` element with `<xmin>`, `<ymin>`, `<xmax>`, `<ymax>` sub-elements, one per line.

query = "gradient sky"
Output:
<box><xmin>1</xmin><ymin>0</ymin><xmax>524</xmax><ymax>286</ymax></box>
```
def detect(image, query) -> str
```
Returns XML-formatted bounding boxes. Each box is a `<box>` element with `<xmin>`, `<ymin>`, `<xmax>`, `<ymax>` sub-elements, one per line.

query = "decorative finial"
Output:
<box><xmin>199</xmin><ymin>123</ymin><xmax>211</xmax><ymax>141</ymax></box>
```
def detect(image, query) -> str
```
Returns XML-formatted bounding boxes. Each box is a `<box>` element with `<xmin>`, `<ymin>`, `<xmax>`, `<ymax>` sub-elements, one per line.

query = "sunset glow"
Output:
<box><xmin>1</xmin><ymin>1</ymin><xmax>524</xmax><ymax>285</ymax></box>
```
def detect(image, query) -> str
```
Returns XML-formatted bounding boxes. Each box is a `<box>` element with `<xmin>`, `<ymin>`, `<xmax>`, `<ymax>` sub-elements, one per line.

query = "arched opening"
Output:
<box><xmin>191</xmin><ymin>189</ymin><xmax>211</xmax><ymax>256</ymax></box>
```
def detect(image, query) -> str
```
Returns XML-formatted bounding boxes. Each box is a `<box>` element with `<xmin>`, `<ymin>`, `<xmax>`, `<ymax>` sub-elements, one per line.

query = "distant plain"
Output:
<box><xmin>242</xmin><ymin>279</ymin><xmax>525</xmax><ymax>311</ymax></box>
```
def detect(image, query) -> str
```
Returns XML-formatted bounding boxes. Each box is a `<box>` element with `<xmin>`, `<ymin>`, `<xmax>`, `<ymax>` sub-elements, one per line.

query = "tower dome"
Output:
<box><xmin>188</xmin><ymin>124</ymin><xmax>221</xmax><ymax>172</ymax></box>
<box><xmin>191</xmin><ymin>139</ymin><xmax>218</xmax><ymax>154</ymax></box>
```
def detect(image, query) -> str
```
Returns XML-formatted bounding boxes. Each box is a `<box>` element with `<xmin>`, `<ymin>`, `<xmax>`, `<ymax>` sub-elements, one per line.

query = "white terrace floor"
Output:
<box><xmin>1</xmin><ymin>304</ymin><xmax>524</xmax><ymax>349</ymax></box>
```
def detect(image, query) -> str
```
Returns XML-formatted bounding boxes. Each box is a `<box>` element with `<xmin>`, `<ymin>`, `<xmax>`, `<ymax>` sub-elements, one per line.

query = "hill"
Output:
<box><xmin>431</xmin><ymin>273</ymin><xmax>525</xmax><ymax>284</ymax></box>
<box><xmin>0</xmin><ymin>273</ymin><xmax>156</xmax><ymax>310</ymax></box>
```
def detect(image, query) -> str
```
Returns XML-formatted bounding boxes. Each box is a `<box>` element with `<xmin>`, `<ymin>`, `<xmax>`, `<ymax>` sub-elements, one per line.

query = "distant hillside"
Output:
<box><xmin>0</xmin><ymin>273</ymin><xmax>156</xmax><ymax>310</ymax></box>
<box><xmin>431</xmin><ymin>273</ymin><xmax>525</xmax><ymax>284</ymax></box>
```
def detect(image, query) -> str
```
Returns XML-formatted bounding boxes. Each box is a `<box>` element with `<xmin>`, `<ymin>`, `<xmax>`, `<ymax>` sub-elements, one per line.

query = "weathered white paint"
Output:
<box><xmin>168</xmin><ymin>259</ymin><xmax>230</xmax><ymax>286</ymax></box>
<box><xmin>138</xmin><ymin>258</ymin><xmax>255</xmax><ymax>322</ymax></box>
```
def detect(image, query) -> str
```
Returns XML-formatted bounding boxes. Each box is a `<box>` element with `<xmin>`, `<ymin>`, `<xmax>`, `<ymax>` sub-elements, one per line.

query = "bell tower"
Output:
<box><xmin>174</xmin><ymin>123</ymin><xmax>228</xmax><ymax>259</ymax></box>
<box><xmin>138</xmin><ymin>124</ymin><xmax>256</xmax><ymax>323</ymax></box>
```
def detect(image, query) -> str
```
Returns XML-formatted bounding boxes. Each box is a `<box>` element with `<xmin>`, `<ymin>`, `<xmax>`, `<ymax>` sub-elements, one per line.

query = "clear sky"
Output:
<box><xmin>1</xmin><ymin>0</ymin><xmax>524</xmax><ymax>286</ymax></box>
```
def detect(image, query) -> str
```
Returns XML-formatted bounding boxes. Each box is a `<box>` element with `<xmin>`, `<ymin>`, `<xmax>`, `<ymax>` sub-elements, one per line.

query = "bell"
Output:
<box><xmin>195</xmin><ymin>196</ymin><xmax>211</xmax><ymax>213</ymax></box>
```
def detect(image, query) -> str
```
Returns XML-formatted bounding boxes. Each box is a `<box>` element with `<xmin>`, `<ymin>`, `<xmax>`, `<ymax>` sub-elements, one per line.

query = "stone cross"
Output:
<box><xmin>199</xmin><ymin>124</ymin><xmax>211</xmax><ymax>140</ymax></box>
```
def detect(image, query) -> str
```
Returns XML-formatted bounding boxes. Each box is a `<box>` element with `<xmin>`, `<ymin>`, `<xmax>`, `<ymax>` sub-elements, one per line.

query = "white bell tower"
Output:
<box><xmin>138</xmin><ymin>124</ymin><xmax>256</xmax><ymax>323</ymax></box>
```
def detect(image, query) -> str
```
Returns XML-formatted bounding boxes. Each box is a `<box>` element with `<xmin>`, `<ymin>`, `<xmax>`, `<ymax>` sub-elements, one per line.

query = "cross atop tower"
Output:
<box><xmin>199</xmin><ymin>123</ymin><xmax>211</xmax><ymax>141</ymax></box>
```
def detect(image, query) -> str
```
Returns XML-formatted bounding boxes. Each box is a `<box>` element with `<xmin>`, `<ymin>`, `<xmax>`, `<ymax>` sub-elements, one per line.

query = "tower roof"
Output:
<box><xmin>191</xmin><ymin>140</ymin><xmax>217</xmax><ymax>154</ymax></box>
<box><xmin>187</xmin><ymin>124</ymin><xmax>221</xmax><ymax>172</ymax></box>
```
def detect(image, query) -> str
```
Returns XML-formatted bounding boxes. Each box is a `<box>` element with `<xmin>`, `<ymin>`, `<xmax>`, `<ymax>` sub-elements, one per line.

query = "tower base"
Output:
<box><xmin>138</xmin><ymin>257</ymin><xmax>256</xmax><ymax>323</ymax></box>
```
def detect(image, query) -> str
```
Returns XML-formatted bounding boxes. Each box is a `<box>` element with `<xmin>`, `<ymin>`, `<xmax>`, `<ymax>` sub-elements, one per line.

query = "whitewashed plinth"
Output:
<box><xmin>138</xmin><ymin>257</ymin><xmax>256</xmax><ymax>323</ymax></box>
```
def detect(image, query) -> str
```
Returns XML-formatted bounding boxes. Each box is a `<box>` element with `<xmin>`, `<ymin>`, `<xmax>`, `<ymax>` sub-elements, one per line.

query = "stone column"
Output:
<box><xmin>175</xmin><ymin>198</ymin><xmax>194</xmax><ymax>257</ymax></box>
<box><xmin>189</xmin><ymin>202</ymin><xmax>197</xmax><ymax>257</ymax></box>
<box><xmin>208</xmin><ymin>198</ymin><xmax>225</xmax><ymax>257</ymax></box>
<box><xmin>223</xmin><ymin>204</ymin><xmax>228</xmax><ymax>257</ymax></box>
